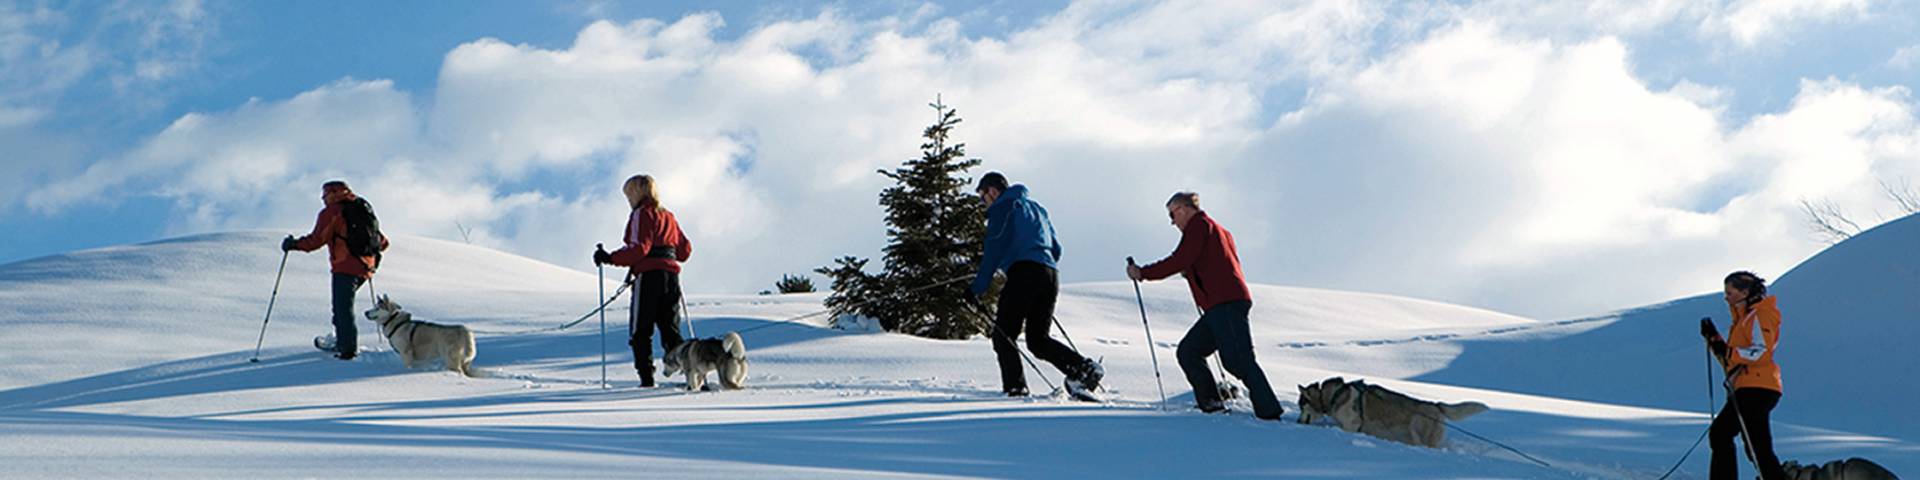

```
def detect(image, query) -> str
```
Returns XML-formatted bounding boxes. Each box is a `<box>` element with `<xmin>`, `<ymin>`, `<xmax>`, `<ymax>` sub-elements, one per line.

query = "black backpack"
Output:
<box><xmin>339</xmin><ymin>198</ymin><xmax>383</xmax><ymax>258</ymax></box>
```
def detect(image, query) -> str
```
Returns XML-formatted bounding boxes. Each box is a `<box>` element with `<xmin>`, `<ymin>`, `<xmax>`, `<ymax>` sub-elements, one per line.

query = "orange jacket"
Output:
<box><xmin>608</xmin><ymin>201</ymin><xmax>692</xmax><ymax>275</ymax></box>
<box><xmin>1724</xmin><ymin>295</ymin><xmax>1784</xmax><ymax>393</ymax></box>
<box><xmin>291</xmin><ymin>193</ymin><xmax>388</xmax><ymax>279</ymax></box>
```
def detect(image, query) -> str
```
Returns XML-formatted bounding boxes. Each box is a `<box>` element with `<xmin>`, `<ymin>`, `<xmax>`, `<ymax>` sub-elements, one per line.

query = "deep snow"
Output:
<box><xmin>0</xmin><ymin>222</ymin><xmax>1913</xmax><ymax>478</ymax></box>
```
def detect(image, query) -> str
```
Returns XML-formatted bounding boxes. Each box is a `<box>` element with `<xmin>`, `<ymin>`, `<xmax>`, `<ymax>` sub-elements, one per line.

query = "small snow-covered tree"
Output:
<box><xmin>775</xmin><ymin>274</ymin><xmax>816</xmax><ymax>294</ymax></box>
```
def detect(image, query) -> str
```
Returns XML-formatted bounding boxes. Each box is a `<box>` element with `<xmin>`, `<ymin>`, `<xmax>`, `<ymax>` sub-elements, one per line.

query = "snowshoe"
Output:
<box><xmin>1063</xmin><ymin>381</ymin><xmax>1109</xmax><ymax>403</ymax></box>
<box><xmin>1217</xmin><ymin>382</ymin><xmax>1243</xmax><ymax>401</ymax></box>
<box><xmin>313</xmin><ymin>334</ymin><xmax>359</xmax><ymax>359</ymax></box>
<box><xmin>1062</xmin><ymin>358</ymin><xmax>1108</xmax><ymax>403</ymax></box>
<box><xmin>1196</xmin><ymin>400</ymin><xmax>1228</xmax><ymax>414</ymax></box>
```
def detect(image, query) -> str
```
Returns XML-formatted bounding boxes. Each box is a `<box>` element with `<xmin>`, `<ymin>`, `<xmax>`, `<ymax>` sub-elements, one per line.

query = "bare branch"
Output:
<box><xmin>1880</xmin><ymin>177</ymin><xmax>1920</xmax><ymax>215</ymax></box>
<box><xmin>1799</xmin><ymin>198</ymin><xmax>1860</xmax><ymax>245</ymax></box>
<box><xmin>454</xmin><ymin>221</ymin><xmax>473</xmax><ymax>244</ymax></box>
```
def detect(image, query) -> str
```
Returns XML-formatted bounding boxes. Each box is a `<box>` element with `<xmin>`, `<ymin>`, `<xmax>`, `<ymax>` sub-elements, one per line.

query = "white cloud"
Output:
<box><xmin>1710</xmin><ymin>0</ymin><xmax>1873</xmax><ymax>46</ymax></box>
<box><xmin>25</xmin><ymin>2</ymin><xmax>1920</xmax><ymax>318</ymax></box>
<box><xmin>1890</xmin><ymin>44</ymin><xmax>1920</xmax><ymax>70</ymax></box>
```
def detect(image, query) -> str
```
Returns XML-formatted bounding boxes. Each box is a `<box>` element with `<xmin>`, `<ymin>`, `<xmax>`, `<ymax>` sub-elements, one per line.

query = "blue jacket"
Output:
<box><xmin>973</xmin><ymin>184</ymin><xmax>1062</xmax><ymax>296</ymax></box>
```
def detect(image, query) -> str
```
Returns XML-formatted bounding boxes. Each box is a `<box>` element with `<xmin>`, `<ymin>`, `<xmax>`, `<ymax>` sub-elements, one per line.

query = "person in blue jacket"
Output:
<box><xmin>968</xmin><ymin>172</ymin><xmax>1102</xmax><ymax>397</ymax></box>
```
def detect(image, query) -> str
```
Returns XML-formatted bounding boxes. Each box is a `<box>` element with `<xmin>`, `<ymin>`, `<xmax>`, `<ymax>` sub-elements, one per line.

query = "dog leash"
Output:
<box><xmin>735</xmin><ymin>275</ymin><xmax>973</xmax><ymax>334</ymax></box>
<box><xmin>1347</xmin><ymin>381</ymin><xmax>1554</xmax><ymax>469</ymax></box>
<box><xmin>1655</xmin><ymin>344</ymin><xmax>1721</xmax><ymax>480</ymax></box>
<box><xmin>468</xmin><ymin>279</ymin><xmax>634</xmax><ymax>336</ymax></box>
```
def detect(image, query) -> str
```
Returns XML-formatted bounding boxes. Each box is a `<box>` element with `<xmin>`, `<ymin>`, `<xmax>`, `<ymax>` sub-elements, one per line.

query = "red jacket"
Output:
<box><xmin>292</xmin><ymin>193</ymin><xmax>389</xmax><ymax>279</ymax></box>
<box><xmin>609</xmin><ymin>201</ymin><xmax>692</xmax><ymax>275</ymax></box>
<box><xmin>1140</xmin><ymin>211</ymin><xmax>1252</xmax><ymax>310</ymax></box>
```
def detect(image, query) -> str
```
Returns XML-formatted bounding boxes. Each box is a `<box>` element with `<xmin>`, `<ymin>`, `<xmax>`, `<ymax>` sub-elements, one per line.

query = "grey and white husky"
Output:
<box><xmin>363</xmin><ymin>295</ymin><xmax>477</xmax><ymax>377</ymax></box>
<box><xmin>661</xmin><ymin>331</ymin><xmax>748</xmax><ymax>391</ymax></box>
<box><xmin>1296</xmin><ymin>376</ymin><xmax>1489</xmax><ymax>448</ymax></box>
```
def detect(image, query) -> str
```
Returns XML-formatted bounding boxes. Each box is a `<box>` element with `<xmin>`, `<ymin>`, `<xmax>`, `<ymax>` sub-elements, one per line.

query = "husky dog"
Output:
<box><xmin>1782</xmin><ymin>458</ymin><xmax>1900</xmax><ymax>480</ymax></box>
<box><xmin>661</xmin><ymin>331</ymin><xmax>748</xmax><ymax>391</ymax></box>
<box><xmin>363</xmin><ymin>295</ymin><xmax>477</xmax><ymax>377</ymax></box>
<box><xmin>1295</xmin><ymin>376</ymin><xmax>1489</xmax><ymax>448</ymax></box>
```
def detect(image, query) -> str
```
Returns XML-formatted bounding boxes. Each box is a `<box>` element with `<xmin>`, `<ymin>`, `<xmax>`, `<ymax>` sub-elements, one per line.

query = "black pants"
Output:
<box><xmin>330</xmin><ymin>273</ymin><xmax>365</xmax><ymax>353</ymax></box>
<box><xmin>629</xmin><ymin>270</ymin><xmax>685</xmax><ymax>375</ymax></box>
<box><xmin>1177</xmin><ymin>300</ymin><xmax>1284</xmax><ymax>419</ymax></box>
<box><xmin>991</xmin><ymin>262</ymin><xmax>1087</xmax><ymax>391</ymax></box>
<box><xmin>1711</xmin><ymin>387</ymin><xmax>1784</xmax><ymax>480</ymax></box>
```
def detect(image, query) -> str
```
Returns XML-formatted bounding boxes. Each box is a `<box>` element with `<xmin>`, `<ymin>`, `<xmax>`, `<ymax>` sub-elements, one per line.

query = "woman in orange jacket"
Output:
<box><xmin>1699</xmin><ymin>271</ymin><xmax>1784</xmax><ymax>480</ymax></box>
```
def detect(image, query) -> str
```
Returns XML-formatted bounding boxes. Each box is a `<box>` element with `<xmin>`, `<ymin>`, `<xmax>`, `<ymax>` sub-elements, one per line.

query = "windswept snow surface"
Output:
<box><xmin>0</xmin><ymin>231</ymin><xmax>1912</xmax><ymax>478</ymax></box>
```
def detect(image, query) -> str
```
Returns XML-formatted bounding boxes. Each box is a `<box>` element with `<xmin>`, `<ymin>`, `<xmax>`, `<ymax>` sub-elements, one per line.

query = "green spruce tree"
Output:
<box><xmin>818</xmin><ymin>98</ymin><xmax>989</xmax><ymax>339</ymax></box>
<box><xmin>775</xmin><ymin>274</ymin><xmax>817</xmax><ymax>294</ymax></box>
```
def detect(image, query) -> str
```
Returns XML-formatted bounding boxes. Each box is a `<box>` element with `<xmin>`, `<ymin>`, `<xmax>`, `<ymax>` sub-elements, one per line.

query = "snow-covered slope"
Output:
<box><xmin>1277</xmin><ymin>214</ymin><xmax>1920</xmax><ymax>474</ymax></box>
<box><xmin>0</xmin><ymin>230</ymin><xmax>1911</xmax><ymax>478</ymax></box>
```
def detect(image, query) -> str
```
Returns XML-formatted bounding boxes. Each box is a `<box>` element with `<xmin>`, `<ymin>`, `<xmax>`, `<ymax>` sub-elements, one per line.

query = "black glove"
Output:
<box><xmin>592</xmin><ymin>246</ymin><xmax>613</xmax><ymax>266</ymax></box>
<box><xmin>1698</xmin><ymin>317</ymin><xmax>1718</xmax><ymax>339</ymax></box>
<box><xmin>1708</xmin><ymin>338</ymin><xmax>1729</xmax><ymax>359</ymax></box>
<box><xmin>280</xmin><ymin>236</ymin><xmax>297</xmax><ymax>252</ymax></box>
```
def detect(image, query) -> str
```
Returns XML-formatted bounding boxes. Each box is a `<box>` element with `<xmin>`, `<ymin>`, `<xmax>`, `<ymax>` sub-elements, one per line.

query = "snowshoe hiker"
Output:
<box><xmin>967</xmin><ymin>172</ymin><xmax>1103</xmax><ymax>399</ymax></box>
<box><xmin>1701</xmin><ymin>271</ymin><xmax>1786</xmax><ymax>480</ymax></box>
<box><xmin>595</xmin><ymin>174</ymin><xmax>693</xmax><ymax>388</ymax></box>
<box><xmin>283</xmin><ymin>180</ymin><xmax>388</xmax><ymax>361</ymax></box>
<box><xmin>1127</xmin><ymin>191</ymin><xmax>1283</xmax><ymax>419</ymax></box>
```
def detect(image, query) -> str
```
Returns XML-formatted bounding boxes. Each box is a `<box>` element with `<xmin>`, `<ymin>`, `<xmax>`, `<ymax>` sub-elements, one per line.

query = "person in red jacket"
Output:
<box><xmin>1700</xmin><ymin>271</ymin><xmax>1785</xmax><ymax>480</ymax></box>
<box><xmin>594</xmin><ymin>174</ymin><xmax>693</xmax><ymax>387</ymax></box>
<box><xmin>1127</xmin><ymin>191</ymin><xmax>1282</xmax><ymax>420</ymax></box>
<box><xmin>282</xmin><ymin>180</ymin><xmax>389</xmax><ymax>360</ymax></box>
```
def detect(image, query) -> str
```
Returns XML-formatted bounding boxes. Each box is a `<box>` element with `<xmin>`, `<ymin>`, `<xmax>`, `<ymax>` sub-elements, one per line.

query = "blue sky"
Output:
<box><xmin>1</xmin><ymin>0</ymin><xmax>1063</xmax><ymax>262</ymax></box>
<box><xmin>4</xmin><ymin>0</ymin><xmax>1917</xmax><ymax>318</ymax></box>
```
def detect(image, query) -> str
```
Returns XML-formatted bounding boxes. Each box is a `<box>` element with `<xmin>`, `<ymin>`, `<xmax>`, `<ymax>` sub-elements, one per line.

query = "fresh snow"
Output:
<box><xmin>0</xmin><ymin>224</ymin><xmax>1913</xmax><ymax>478</ymax></box>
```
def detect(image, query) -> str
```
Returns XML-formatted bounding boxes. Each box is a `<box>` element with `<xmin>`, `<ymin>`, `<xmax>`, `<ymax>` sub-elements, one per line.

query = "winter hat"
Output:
<box><xmin>976</xmin><ymin>172</ymin><xmax>1009</xmax><ymax>193</ymax></box>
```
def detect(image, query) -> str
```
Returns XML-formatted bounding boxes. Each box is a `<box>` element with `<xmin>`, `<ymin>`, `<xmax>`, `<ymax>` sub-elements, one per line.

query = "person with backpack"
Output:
<box><xmin>1700</xmin><ymin>271</ymin><xmax>1786</xmax><ymax>480</ymax></box>
<box><xmin>593</xmin><ymin>174</ymin><xmax>693</xmax><ymax>387</ymax></box>
<box><xmin>967</xmin><ymin>172</ymin><xmax>1102</xmax><ymax>399</ymax></box>
<box><xmin>283</xmin><ymin>180</ymin><xmax>389</xmax><ymax>360</ymax></box>
<box><xmin>1127</xmin><ymin>191</ymin><xmax>1283</xmax><ymax>420</ymax></box>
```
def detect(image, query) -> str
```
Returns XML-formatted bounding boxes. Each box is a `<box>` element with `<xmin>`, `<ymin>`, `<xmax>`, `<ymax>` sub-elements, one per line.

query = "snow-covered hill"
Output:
<box><xmin>0</xmin><ymin>230</ymin><xmax>1911</xmax><ymax>478</ymax></box>
<box><xmin>1286</xmin><ymin>214</ymin><xmax>1920</xmax><ymax>442</ymax></box>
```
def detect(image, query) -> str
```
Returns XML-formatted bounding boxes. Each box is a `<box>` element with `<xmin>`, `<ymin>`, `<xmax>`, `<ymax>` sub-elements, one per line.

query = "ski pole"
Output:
<box><xmin>969</xmin><ymin>308</ymin><xmax>1057</xmax><ymax>392</ymax></box>
<box><xmin>680</xmin><ymin>291</ymin><xmax>697</xmax><ymax>339</ymax></box>
<box><xmin>249</xmin><ymin>250</ymin><xmax>292</xmax><ymax>363</ymax></box>
<box><xmin>1705</xmin><ymin>317</ymin><xmax>1768</xmax><ymax>476</ymax></box>
<box><xmin>1197</xmin><ymin>305</ymin><xmax>1234</xmax><ymax>395</ymax></box>
<box><xmin>1050</xmin><ymin>315</ymin><xmax>1081</xmax><ymax>353</ymax></box>
<box><xmin>597</xmin><ymin>244</ymin><xmax>608</xmax><ymax>389</ymax></box>
<box><xmin>1725</xmin><ymin>374</ymin><xmax>1767</xmax><ymax>476</ymax></box>
<box><xmin>1129</xmin><ymin>257</ymin><xmax>1168</xmax><ymax>410</ymax></box>
<box><xmin>1654</xmin><ymin>341</ymin><xmax>1722</xmax><ymax>480</ymax></box>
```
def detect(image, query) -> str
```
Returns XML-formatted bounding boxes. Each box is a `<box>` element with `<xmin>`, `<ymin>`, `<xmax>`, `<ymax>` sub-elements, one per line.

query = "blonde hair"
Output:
<box><xmin>622</xmin><ymin>174</ymin><xmax>661</xmax><ymax>211</ymax></box>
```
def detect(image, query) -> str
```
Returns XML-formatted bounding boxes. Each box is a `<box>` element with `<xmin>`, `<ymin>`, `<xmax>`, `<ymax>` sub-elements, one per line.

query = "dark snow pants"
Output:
<box><xmin>992</xmin><ymin>261</ymin><xmax>1087</xmax><ymax>391</ymax></box>
<box><xmin>630</xmin><ymin>269</ymin><xmax>685</xmax><ymax>376</ymax></box>
<box><xmin>331</xmin><ymin>273</ymin><xmax>365</xmax><ymax>353</ymax></box>
<box><xmin>1711</xmin><ymin>387</ymin><xmax>1784</xmax><ymax>480</ymax></box>
<box><xmin>1177</xmin><ymin>300</ymin><xmax>1283</xmax><ymax>419</ymax></box>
